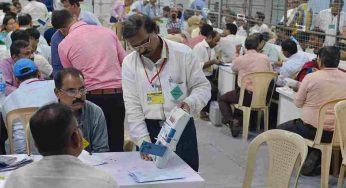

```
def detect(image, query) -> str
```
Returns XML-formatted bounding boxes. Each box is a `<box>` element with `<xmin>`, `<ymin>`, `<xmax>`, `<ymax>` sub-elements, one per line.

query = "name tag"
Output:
<box><xmin>147</xmin><ymin>91</ymin><xmax>164</xmax><ymax>104</ymax></box>
<box><xmin>329</xmin><ymin>24</ymin><xmax>336</xmax><ymax>29</ymax></box>
<box><xmin>207</xmin><ymin>66</ymin><xmax>213</xmax><ymax>73</ymax></box>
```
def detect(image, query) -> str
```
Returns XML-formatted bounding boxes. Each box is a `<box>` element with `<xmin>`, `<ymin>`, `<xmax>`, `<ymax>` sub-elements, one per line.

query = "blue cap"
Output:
<box><xmin>13</xmin><ymin>59</ymin><xmax>38</xmax><ymax>77</ymax></box>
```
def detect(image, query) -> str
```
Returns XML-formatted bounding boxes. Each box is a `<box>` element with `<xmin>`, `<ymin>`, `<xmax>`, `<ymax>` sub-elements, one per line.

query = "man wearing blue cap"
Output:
<box><xmin>2</xmin><ymin>59</ymin><xmax>57</xmax><ymax>154</ymax></box>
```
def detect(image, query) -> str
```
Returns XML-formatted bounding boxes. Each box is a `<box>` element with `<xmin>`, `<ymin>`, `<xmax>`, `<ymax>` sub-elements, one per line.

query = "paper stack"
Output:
<box><xmin>0</xmin><ymin>155</ymin><xmax>33</xmax><ymax>172</ymax></box>
<box><xmin>129</xmin><ymin>168</ymin><xmax>185</xmax><ymax>183</ymax></box>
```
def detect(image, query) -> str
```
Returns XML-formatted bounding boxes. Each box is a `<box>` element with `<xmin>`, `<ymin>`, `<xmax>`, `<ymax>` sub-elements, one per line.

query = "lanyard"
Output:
<box><xmin>26</xmin><ymin>79</ymin><xmax>45</xmax><ymax>84</ymax></box>
<box><xmin>140</xmin><ymin>42</ymin><xmax>169</xmax><ymax>86</ymax></box>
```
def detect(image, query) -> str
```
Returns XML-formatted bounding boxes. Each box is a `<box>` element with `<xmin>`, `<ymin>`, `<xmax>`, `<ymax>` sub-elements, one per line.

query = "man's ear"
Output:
<box><xmin>54</xmin><ymin>88</ymin><xmax>60</xmax><ymax>97</ymax></box>
<box><xmin>71</xmin><ymin>131</ymin><xmax>82</xmax><ymax>149</ymax></box>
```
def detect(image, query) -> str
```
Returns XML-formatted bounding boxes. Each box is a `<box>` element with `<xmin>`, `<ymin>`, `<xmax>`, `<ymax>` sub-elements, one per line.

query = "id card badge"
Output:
<box><xmin>328</xmin><ymin>24</ymin><xmax>336</xmax><ymax>30</ymax></box>
<box><xmin>207</xmin><ymin>65</ymin><xmax>213</xmax><ymax>73</ymax></box>
<box><xmin>147</xmin><ymin>91</ymin><xmax>164</xmax><ymax>104</ymax></box>
<box><xmin>82</xmin><ymin>138</ymin><xmax>90</xmax><ymax>149</ymax></box>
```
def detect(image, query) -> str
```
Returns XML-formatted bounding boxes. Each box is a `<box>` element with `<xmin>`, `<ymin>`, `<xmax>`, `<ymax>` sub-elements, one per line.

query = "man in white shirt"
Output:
<box><xmin>2</xmin><ymin>59</ymin><xmax>57</xmax><ymax>154</ymax></box>
<box><xmin>277</xmin><ymin>39</ymin><xmax>309</xmax><ymax>86</ymax></box>
<box><xmin>122</xmin><ymin>15</ymin><xmax>211</xmax><ymax>171</ymax></box>
<box><xmin>26</xmin><ymin>28</ymin><xmax>51</xmax><ymax>64</ymax></box>
<box><xmin>129</xmin><ymin>0</ymin><xmax>149</xmax><ymax>16</ymax></box>
<box><xmin>216</xmin><ymin>23</ymin><xmax>240</xmax><ymax>63</ymax></box>
<box><xmin>235</xmin><ymin>16</ymin><xmax>248</xmax><ymax>37</ymax></box>
<box><xmin>21</xmin><ymin>0</ymin><xmax>48</xmax><ymax>27</ymax></box>
<box><xmin>4</xmin><ymin>103</ymin><xmax>119</xmax><ymax>188</ymax></box>
<box><xmin>192</xmin><ymin>25</ymin><xmax>220</xmax><ymax>121</ymax></box>
<box><xmin>314</xmin><ymin>0</ymin><xmax>346</xmax><ymax>46</ymax></box>
<box><xmin>254</xmin><ymin>33</ymin><xmax>280</xmax><ymax>69</ymax></box>
<box><xmin>249</xmin><ymin>11</ymin><xmax>269</xmax><ymax>34</ymax></box>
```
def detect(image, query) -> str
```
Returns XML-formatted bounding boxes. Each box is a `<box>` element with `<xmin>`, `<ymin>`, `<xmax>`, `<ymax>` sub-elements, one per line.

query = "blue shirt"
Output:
<box><xmin>51</xmin><ymin>10</ymin><xmax>101</xmax><ymax>76</ymax></box>
<box><xmin>189</xmin><ymin>0</ymin><xmax>206</xmax><ymax>17</ymax></box>
<box><xmin>144</xmin><ymin>4</ymin><xmax>160</xmax><ymax>18</ymax></box>
<box><xmin>51</xmin><ymin>31</ymin><xmax>65</xmax><ymax>76</ymax></box>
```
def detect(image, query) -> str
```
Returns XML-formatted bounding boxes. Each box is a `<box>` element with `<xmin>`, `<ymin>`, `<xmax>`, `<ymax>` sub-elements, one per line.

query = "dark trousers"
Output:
<box><xmin>218</xmin><ymin>88</ymin><xmax>252</xmax><ymax>124</ymax></box>
<box><xmin>277</xmin><ymin>119</ymin><xmax>333</xmax><ymax>143</ymax></box>
<box><xmin>145</xmin><ymin>118</ymin><xmax>199</xmax><ymax>171</ymax></box>
<box><xmin>87</xmin><ymin>93</ymin><xmax>125</xmax><ymax>152</ymax></box>
<box><xmin>202</xmin><ymin>75</ymin><xmax>218</xmax><ymax>113</ymax></box>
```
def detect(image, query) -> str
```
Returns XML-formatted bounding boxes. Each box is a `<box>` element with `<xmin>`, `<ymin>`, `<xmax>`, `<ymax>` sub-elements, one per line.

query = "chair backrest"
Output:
<box><xmin>313</xmin><ymin>99</ymin><xmax>346</xmax><ymax>146</ymax></box>
<box><xmin>112</xmin><ymin>22</ymin><xmax>123</xmax><ymax>41</ymax></box>
<box><xmin>5</xmin><ymin>107</ymin><xmax>38</xmax><ymax>154</ymax></box>
<box><xmin>243</xmin><ymin>129</ymin><xmax>308</xmax><ymax>188</ymax></box>
<box><xmin>238</xmin><ymin>72</ymin><xmax>277</xmax><ymax>108</ymax></box>
<box><xmin>334</xmin><ymin>100</ymin><xmax>346</xmax><ymax>159</ymax></box>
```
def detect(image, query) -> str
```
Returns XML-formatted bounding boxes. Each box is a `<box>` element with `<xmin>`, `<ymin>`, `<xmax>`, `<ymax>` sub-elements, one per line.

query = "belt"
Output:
<box><xmin>87</xmin><ymin>88</ymin><xmax>122</xmax><ymax>94</ymax></box>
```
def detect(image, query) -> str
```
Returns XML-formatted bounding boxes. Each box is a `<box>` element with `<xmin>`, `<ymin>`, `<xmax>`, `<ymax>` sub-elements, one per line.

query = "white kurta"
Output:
<box><xmin>122</xmin><ymin>38</ymin><xmax>211</xmax><ymax>144</ymax></box>
<box><xmin>4</xmin><ymin>155</ymin><xmax>119</xmax><ymax>188</ymax></box>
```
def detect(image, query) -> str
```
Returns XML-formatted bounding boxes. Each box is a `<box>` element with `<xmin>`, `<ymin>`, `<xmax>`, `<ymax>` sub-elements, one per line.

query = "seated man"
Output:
<box><xmin>2</xmin><ymin>59</ymin><xmax>57</xmax><ymax>154</ymax></box>
<box><xmin>215</xmin><ymin>23</ymin><xmax>241</xmax><ymax>63</ymax></box>
<box><xmin>254</xmin><ymin>33</ymin><xmax>280</xmax><ymax>69</ymax></box>
<box><xmin>0</xmin><ymin>40</ymin><xmax>34</xmax><ymax>95</ymax></box>
<box><xmin>249</xmin><ymin>11</ymin><xmax>269</xmax><ymax>34</ymax></box>
<box><xmin>277</xmin><ymin>39</ymin><xmax>309</xmax><ymax>86</ymax></box>
<box><xmin>1</xmin><ymin>30</ymin><xmax>53</xmax><ymax>78</ymax></box>
<box><xmin>305</xmin><ymin>28</ymin><xmax>325</xmax><ymax>54</ymax></box>
<box><xmin>54</xmin><ymin>68</ymin><xmax>109</xmax><ymax>153</ymax></box>
<box><xmin>278</xmin><ymin>46</ymin><xmax>346</xmax><ymax>175</ymax></box>
<box><xmin>26</xmin><ymin>28</ymin><xmax>51</xmax><ymax>64</ymax></box>
<box><xmin>166</xmin><ymin>7</ymin><xmax>184</xmax><ymax>34</ymax></box>
<box><xmin>192</xmin><ymin>27</ymin><xmax>221</xmax><ymax>120</ymax></box>
<box><xmin>4</xmin><ymin>103</ymin><xmax>118</xmax><ymax>188</ymax></box>
<box><xmin>218</xmin><ymin>35</ymin><xmax>273</xmax><ymax>137</ymax></box>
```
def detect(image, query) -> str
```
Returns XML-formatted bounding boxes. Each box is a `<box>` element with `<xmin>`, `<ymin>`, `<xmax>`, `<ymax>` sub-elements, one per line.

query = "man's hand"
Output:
<box><xmin>177</xmin><ymin>102</ymin><xmax>190</xmax><ymax>113</ymax></box>
<box><xmin>140</xmin><ymin>153</ymin><xmax>153</xmax><ymax>161</ymax></box>
<box><xmin>212</xmin><ymin>60</ymin><xmax>222</xmax><ymax>65</ymax></box>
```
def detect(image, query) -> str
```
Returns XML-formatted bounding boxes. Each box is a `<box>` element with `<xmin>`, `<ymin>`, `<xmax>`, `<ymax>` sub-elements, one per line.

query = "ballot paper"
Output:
<box><xmin>0</xmin><ymin>155</ymin><xmax>33</xmax><ymax>172</ymax></box>
<box><xmin>78</xmin><ymin>150</ymin><xmax>108</xmax><ymax>166</ymax></box>
<box><xmin>129</xmin><ymin>168</ymin><xmax>185</xmax><ymax>183</ymax></box>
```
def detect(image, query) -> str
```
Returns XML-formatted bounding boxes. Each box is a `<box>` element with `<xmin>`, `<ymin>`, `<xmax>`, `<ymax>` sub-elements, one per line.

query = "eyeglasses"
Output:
<box><xmin>60</xmin><ymin>88</ymin><xmax>87</xmax><ymax>97</ymax></box>
<box><xmin>130</xmin><ymin>35</ymin><xmax>151</xmax><ymax>51</ymax></box>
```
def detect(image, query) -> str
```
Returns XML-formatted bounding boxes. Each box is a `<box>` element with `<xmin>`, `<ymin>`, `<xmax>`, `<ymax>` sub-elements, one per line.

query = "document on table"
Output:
<box><xmin>129</xmin><ymin>168</ymin><xmax>185</xmax><ymax>183</ymax></box>
<box><xmin>78</xmin><ymin>150</ymin><xmax>108</xmax><ymax>166</ymax></box>
<box><xmin>0</xmin><ymin>155</ymin><xmax>33</xmax><ymax>172</ymax></box>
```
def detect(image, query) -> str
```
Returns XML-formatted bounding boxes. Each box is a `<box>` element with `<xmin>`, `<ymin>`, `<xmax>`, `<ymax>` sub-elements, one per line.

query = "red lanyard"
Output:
<box><xmin>140</xmin><ymin>42</ymin><xmax>169</xmax><ymax>86</ymax></box>
<box><xmin>26</xmin><ymin>79</ymin><xmax>45</xmax><ymax>84</ymax></box>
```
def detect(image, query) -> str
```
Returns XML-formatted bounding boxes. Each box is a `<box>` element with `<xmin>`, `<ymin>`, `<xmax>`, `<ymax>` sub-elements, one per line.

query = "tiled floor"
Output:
<box><xmin>195</xmin><ymin>119</ymin><xmax>340</xmax><ymax>188</ymax></box>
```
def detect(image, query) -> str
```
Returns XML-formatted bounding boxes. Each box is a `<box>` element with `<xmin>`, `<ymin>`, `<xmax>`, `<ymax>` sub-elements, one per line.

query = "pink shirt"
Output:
<box><xmin>184</xmin><ymin>35</ymin><xmax>206</xmax><ymax>49</ymax></box>
<box><xmin>232</xmin><ymin>50</ymin><xmax>273</xmax><ymax>89</ymax></box>
<box><xmin>0</xmin><ymin>58</ymin><xmax>18</xmax><ymax>95</ymax></box>
<box><xmin>294</xmin><ymin>68</ymin><xmax>346</xmax><ymax>131</ymax></box>
<box><xmin>59</xmin><ymin>21</ymin><xmax>127</xmax><ymax>91</ymax></box>
<box><xmin>112</xmin><ymin>1</ymin><xmax>126</xmax><ymax>21</ymax></box>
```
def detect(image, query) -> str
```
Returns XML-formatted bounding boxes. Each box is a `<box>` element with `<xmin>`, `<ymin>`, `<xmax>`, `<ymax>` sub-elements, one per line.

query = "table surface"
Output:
<box><xmin>219</xmin><ymin>64</ymin><xmax>234</xmax><ymax>73</ymax></box>
<box><xmin>0</xmin><ymin>152</ymin><xmax>205</xmax><ymax>188</ymax></box>
<box><xmin>276</xmin><ymin>87</ymin><xmax>296</xmax><ymax>100</ymax></box>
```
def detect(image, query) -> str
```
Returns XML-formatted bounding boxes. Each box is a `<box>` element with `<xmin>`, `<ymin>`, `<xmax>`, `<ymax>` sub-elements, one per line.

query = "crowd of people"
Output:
<box><xmin>0</xmin><ymin>0</ymin><xmax>345</xmax><ymax>187</ymax></box>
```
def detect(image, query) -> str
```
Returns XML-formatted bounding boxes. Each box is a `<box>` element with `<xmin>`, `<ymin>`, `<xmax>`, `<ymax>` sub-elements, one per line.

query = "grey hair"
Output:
<box><xmin>122</xmin><ymin>15</ymin><xmax>157</xmax><ymax>39</ymax></box>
